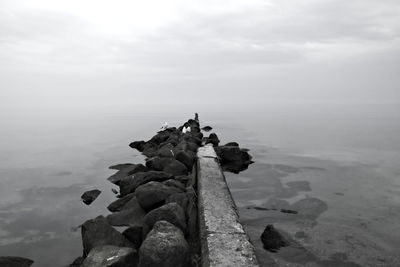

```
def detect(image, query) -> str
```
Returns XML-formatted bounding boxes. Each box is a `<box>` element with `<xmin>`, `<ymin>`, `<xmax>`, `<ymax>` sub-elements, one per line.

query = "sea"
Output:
<box><xmin>0</xmin><ymin>103</ymin><xmax>399</xmax><ymax>266</ymax></box>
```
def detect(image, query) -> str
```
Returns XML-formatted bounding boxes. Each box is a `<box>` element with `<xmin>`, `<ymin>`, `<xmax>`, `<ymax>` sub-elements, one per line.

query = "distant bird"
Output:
<box><xmin>161</xmin><ymin>122</ymin><xmax>168</xmax><ymax>130</ymax></box>
<box><xmin>182</xmin><ymin>126</ymin><xmax>191</xmax><ymax>133</ymax></box>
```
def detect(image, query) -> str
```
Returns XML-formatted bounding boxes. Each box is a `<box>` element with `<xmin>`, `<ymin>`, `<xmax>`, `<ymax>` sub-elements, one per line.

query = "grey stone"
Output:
<box><xmin>0</xmin><ymin>257</ymin><xmax>34</xmax><ymax>267</ymax></box>
<box><xmin>81</xmin><ymin>189</ymin><xmax>101</xmax><ymax>205</ymax></box>
<box><xmin>107</xmin><ymin>193</ymin><xmax>135</xmax><ymax>212</ymax></box>
<box><xmin>143</xmin><ymin>203</ymin><xmax>187</xmax><ymax>237</ymax></box>
<box><xmin>123</xmin><ymin>225</ymin><xmax>143</xmax><ymax>249</ymax></box>
<box><xmin>108</xmin><ymin>164</ymin><xmax>148</xmax><ymax>185</ymax></box>
<box><xmin>82</xmin><ymin>245</ymin><xmax>137</xmax><ymax>267</ymax></box>
<box><xmin>106</xmin><ymin>197</ymin><xmax>146</xmax><ymax>227</ymax></box>
<box><xmin>81</xmin><ymin>216</ymin><xmax>132</xmax><ymax>256</ymax></box>
<box><xmin>139</xmin><ymin>221</ymin><xmax>189</xmax><ymax>267</ymax></box>
<box><xmin>135</xmin><ymin>182</ymin><xmax>182</xmax><ymax>212</ymax></box>
<box><xmin>119</xmin><ymin>171</ymin><xmax>173</xmax><ymax>196</ymax></box>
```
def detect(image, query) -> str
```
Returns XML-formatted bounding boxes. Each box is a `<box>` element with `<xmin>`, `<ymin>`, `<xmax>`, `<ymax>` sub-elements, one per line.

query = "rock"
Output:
<box><xmin>174</xmin><ymin>175</ymin><xmax>190</xmax><ymax>186</ymax></box>
<box><xmin>111</xmin><ymin>188</ymin><xmax>118</xmax><ymax>194</ymax></box>
<box><xmin>119</xmin><ymin>171</ymin><xmax>173</xmax><ymax>196</ymax></box>
<box><xmin>185</xmin><ymin>187</ymin><xmax>198</xmax><ymax>240</ymax></box>
<box><xmin>0</xmin><ymin>257</ymin><xmax>34</xmax><ymax>267</ymax></box>
<box><xmin>81</xmin><ymin>216</ymin><xmax>132</xmax><ymax>256</ymax></box>
<box><xmin>175</xmin><ymin>150</ymin><xmax>195</xmax><ymax>170</ymax></box>
<box><xmin>143</xmin><ymin>203</ymin><xmax>187</xmax><ymax>237</ymax></box>
<box><xmin>109</xmin><ymin>163</ymin><xmax>134</xmax><ymax>170</ymax></box>
<box><xmin>106</xmin><ymin>197</ymin><xmax>146</xmax><ymax>227</ymax></box>
<box><xmin>224</xmin><ymin>142</ymin><xmax>239</xmax><ymax>147</ymax></box>
<box><xmin>123</xmin><ymin>225</ymin><xmax>143</xmax><ymax>249</ymax></box>
<box><xmin>129</xmin><ymin>141</ymin><xmax>146</xmax><ymax>152</ymax></box>
<box><xmin>146</xmin><ymin>157</ymin><xmax>188</xmax><ymax>176</ymax></box>
<box><xmin>139</xmin><ymin>221</ymin><xmax>189</xmax><ymax>267</ymax></box>
<box><xmin>81</xmin><ymin>189</ymin><xmax>101</xmax><ymax>205</ymax></box>
<box><xmin>166</xmin><ymin>192</ymin><xmax>188</xmax><ymax>211</ymax></box>
<box><xmin>163</xmin><ymin>160</ymin><xmax>188</xmax><ymax>176</ymax></box>
<box><xmin>183</xmin><ymin>135</ymin><xmax>202</xmax><ymax>146</ymax></box>
<box><xmin>135</xmin><ymin>182</ymin><xmax>182</xmax><ymax>211</ymax></box>
<box><xmin>176</xmin><ymin>141</ymin><xmax>198</xmax><ymax>152</ymax></box>
<box><xmin>201</xmin><ymin>126</ymin><xmax>212</xmax><ymax>132</ymax></box>
<box><xmin>214</xmin><ymin>145</ymin><xmax>253</xmax><ymax>173</ymax></box>
<box><xmin>205</xmin><ymin>133</ymin><xmax>220</xmax><ymax>146</ymax></box>
<box><xmin>162</xmin><ymin>179</ymin><xmax>186</xmax><ymax>191</ymax></box>
<box><xmin>141</xmin><ymin>142</ymin><xmax>158</xmax><ymax>157</ymax></box>
<box><xmin>148</xmin><ymin>131</ymin><xmax>172</xmax><ymax>145</ymax></box>
<box><xmin>107</xmin><ymin>164</ymin><xmax>148</xmax><ymax>185</ymax></box>
<box><xmin>260</xmin><ymin>224</ymin><xmax>289</xmax><ymax>252</ymax></box>
<box><xmin>107</xmin><ymin>193</ymin><xmax>135</xmax><ymax>212</ymax></box>
<box><xmin>81</xmin><ymin>245</ymin><xmax>138</xmax><ymax>267</ymax></box>
<box><xmin>157</xmin><ymin>143</ymin><xmax>178</xmax><ymax>158</ymax></box>
<box><xmin>69</xmin><ymin>256</ymin><xmax>84</xmax><ymax>267</ymax></box>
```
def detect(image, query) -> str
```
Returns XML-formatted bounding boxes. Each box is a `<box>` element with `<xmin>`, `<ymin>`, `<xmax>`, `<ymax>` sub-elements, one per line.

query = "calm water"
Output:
<box><xmin>0</xmin><ymin>103</ymin><xmax>399</xmax><ymax>266</ymax></box>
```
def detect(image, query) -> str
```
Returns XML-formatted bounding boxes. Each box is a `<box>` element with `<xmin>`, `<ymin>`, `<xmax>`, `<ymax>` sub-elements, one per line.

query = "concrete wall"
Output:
<box><xmin>197</xmin><ymin>144</ymin><xmax>259</xmax><ymax>267</ymax></box>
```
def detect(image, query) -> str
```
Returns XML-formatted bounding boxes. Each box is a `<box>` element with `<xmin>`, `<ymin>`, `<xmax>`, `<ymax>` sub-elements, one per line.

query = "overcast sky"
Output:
<box><xmin>1</xmin><ymin>0</ymin><xmax>399</xmax><ymax>110</ymax></box>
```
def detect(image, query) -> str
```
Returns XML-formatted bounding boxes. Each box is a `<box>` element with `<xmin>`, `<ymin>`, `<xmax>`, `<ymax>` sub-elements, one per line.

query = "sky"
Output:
<box><xmin>0</xmin><ymin>0</ymin><xmax>399</xmax><ymax>111</ymax></box>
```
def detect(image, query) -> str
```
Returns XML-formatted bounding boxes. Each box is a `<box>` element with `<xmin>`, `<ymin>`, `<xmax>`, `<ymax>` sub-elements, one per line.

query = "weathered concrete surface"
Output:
<box><xmin>197</xmin><ymin>144</ymin><xmax>259</xmax><ymax>267</ymax></box>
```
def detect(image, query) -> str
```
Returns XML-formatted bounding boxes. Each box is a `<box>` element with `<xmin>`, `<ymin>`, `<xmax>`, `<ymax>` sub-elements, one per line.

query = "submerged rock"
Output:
<box><xmin>215</xmin><ymin>145</ymin><xmax>253</xmax><ymax>173</ymax></box>
<box><xmin>129</xmin><ymin>141</ymin><xmax>146</xmax><ymax>152</ymax></box>
<box><xmin>139</xmin><ymin>221</ymin><xmax>189</xmax><ymax>267</ymax></box>
<box><xmin>201</xmin><ymin>126</ymin><xmax>212</xmax><ymax>132</ymax></box>
<box><xmin>143</xmin><ymin>203</ymin><xmax>187</xmax><ymax>237</ymax></box>
<box><xmin>81</xmin><ymin>189</ymin><xmax>101</xmax><ymax>205</ymax></box>
<box><xmin>81</xmin><ymin>245</ymin><xmax>138</xmax><ymax>267</ymax></box>
<box><xmin>260</xmin><ymin>224</ymin><xmax>289</xmax><ymax>252</ymax></box>
<box><xmin>0</xmin><ymin>257</ymin><xmax>34</xmax><ymax>267</ymax></box>
<box><xmin>81</xmin><ymin>216</ymin><xmax>132</xmax><ymax>256</ymax></box>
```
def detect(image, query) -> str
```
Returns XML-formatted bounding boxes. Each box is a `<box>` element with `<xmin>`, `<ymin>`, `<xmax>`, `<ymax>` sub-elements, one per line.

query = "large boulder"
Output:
<box><xmin>135</xmin><ymin>182</ymin><xmax>182</xmax><ymax>211</ymax></box>
<box><xmin>162</xmin><ymin>179</ymin><xmax>186</xmax><ymax>191</ymax></box>
<box><xmin>81</xmin><ymin>189</ymin><xmax>101</xmax><ymax>205</ymax></box>
<box><xmin>214</xmin><ymin>145</ymin><xmax>253</xmax><ymax>173</ymax></box>
<box><xmin>139</xmin><ymin>221</ymin><xmax>189</xmax><ymax>267</ymax></box>
<box><xmin>81</xmin><ymin>245</ymin><xmax>138</xmax><ymax>267</ymax></box>
<box><xmin>260</xmin><ymin>224</ymin><xmax>289</xmax><ymax>252</ymax></box>
<box><xmin>0</xmin><ymin>257</ymin><xmax>34</xmax><ymax>267</ymax></box>
<box><xmin>175</xmin><ymin>141</ymin><xmax>198</xmax><ymax>152</ymax></box>
<box><xmin>123</xmin><ymin>225</ymin><xmax>143</xmax><ymax>249</ymax></box>
<box><xmin>108</xmin><ymin>164</ymin><xmax>148</xmax><ymax>185</ymax></box>
<box><xmin>107</xmin><ymin>193</ymin><xmax>136</xmax><ymax>212</ymax></box>
<box><xmin>81</xmin><ymin>216</ymin><xmax>132</xmax><ymax>256</ymax></box>
<box><xmin>119</xmin><ymin>171</ymin><xmax>173</xmax><ymax>196</ymax></box>
<box><xmin>129</xmin><ymin>141</ymin><xmax>146</xmax><ymax>152</ymax></box>
<box><xmin>175</xmin><ymin>150</ymin><xmax>195</xmax><ymax>170</ymax></box>
<box><xmin>142</xmin><ymin>203</ymin><xmax>187</xmax><ymax>237</ymax></box>
<box><xmin>163</xmin><ymin>160</ymin><xmax>188</xmax><ymax>176</ymax></box>
<box><xmin>204</xmin><ymin>133</ymin><xmax>220</xmax><ymax>146</ymax></box>
<box><xmin>106</xmin><ymin>197</ymin><xmax>146</xmax><ymax>227</ymax></box>
<box><xmin>157</xmin><ymin>143</ymin><xmax>178</xmax><ymax>158</ymax></box>
<box><xmin>166</xmin><ymin>192</ymin><xmax>189</xmax><ymax>211</ymax></box>
<box><xmin>146</xmin><ymin>157</ymin><xmax>188</xmax><ymax>176</ymax></box>
<box><xmin>141</xmin><ymin>142</ymin><xmax>158</xmax><ymax>157</ymax></box>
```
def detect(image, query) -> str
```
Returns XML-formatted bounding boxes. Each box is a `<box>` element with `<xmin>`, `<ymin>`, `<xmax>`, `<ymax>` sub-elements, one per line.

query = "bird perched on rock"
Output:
<box><xmin>182</xmin><ymin>126</ymin><xmax>191</xmax><ymax>133</ymax></box>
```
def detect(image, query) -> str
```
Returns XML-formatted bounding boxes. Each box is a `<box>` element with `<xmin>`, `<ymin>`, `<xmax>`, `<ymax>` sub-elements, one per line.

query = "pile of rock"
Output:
<box><xmin>70</xmin><ymin>114</ymin><xmax>254</xmax><ymax>267</ymax></box>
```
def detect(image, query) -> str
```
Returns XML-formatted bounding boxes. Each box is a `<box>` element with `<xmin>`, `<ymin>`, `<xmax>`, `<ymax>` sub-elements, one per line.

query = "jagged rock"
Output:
<box><xmin>69</xmin><ymin>256</ymin><xmax>84</xmax><ymax>267</ymax></box>
<box><xmin>142</xmin><ymin>142</ymin><xmax>158</xmax><ymax>157</ymax></box>
<box><xmin>148</xmin><ymin>131</ymin><xmax>172</xmax><ymax>145</ymax></box>
<box><xmin>119</xmin><ymin>171</ymin><xmax>173</xmax><ymax>196</ymax></box>
<box><xmin>106</xmin><ymin>197</ymin><xmax>146</xmax><ymax>227</ymax></box>
<box><xmin>81</xmin><ymin>216</ymin><xmax>132</xmax><ymax>256</ymax></box>
<box><xmin>143</xmin><ymin>203</ymin><xmax>187</xmax><ymax>237</ymax></box>
<box><xmin>157</xmin><ymin>143</ymin><xmax>178</xmax><ymax>158</ymax></box>
<box><xmin>129</xmin><ymin>141</ymin><xmax>146</xmax><ymax>152</ymax></box>
<box><xmin>201</xmin><ymin>126</ymin><xmax>212</xmax><ymax>132</ymax></box>
<box><xmin>123</xmin><ymin>225</ymin><xmax>143</xmax><ymax>249</ymax></box>
<box><xmin>166</xmin><ymin>192</ymin><xmax>188</xmax><ymax>211</ymax></box>
<box><xmin>183</xmin><ymin>135</ymin><xmax>202</xmax><ymax>146</ymax></box>
<box><xmin>162</xmin><ymin>179</ymin><xmax>186</xmax><ymax>191</ymax></box>
<box><xmin>163</xmin><ymin>160</ymin><xmax>188</xmax><ymax>176</ymax></box>
<box><xmin>81</xmin><ymin>245</ymin><xmax>138</xmax><ymax>267</ymax></box>
<box><xmin>81</xmin><ymin>189</ymin><xmax>101</xmax><ymax>205</ymax></box>
<box><xmin>135</xmin><ymin>182</ymin><xmax>182</xmax><ymax>211</ymax></box>
<box><xmin>260</xmin><ymin>224</ymin><xmax>289</xmax><ymax>252</ymax></box>
<box><xmin>205</xmin><ymin>133</ymin><xmax>220</xmax><ymax>146</ymax></box>
<box><xmin>0</xmin><ymin>257</ymin><xmax>34</xmax><ymax>267</ymax></box>
<box><xmin>214</xmin><ymin>145</ymin><xmax>253</xmax><ymax>173</ymax></box>
<box><xmin>146</xmin><ymin>157</ymin><xmax>175</xmax><ymax>171</ymax></box>
<box><xmin>175</xmin><ymin>150</ymin><xmax>195</xmax><ymax>170</ymax></box>
<box><xmin>109</xmin><ymin>163</ymin><xmax>134</xmax><ymax>170</ymax></box>
<box><xmin>107</xmin><ymin>193</ymin><xmax>135</xmax><ymax>212</ymax></box>
<box><xmin>176</xmin><ymin>141</ymin><xmax>198</xmax><ymax>152</ymax></box>
<box><xmin>224</xmin><ymin>142</ymin><xmax>239</xmax><ymax>147</ymax></box>
<box><xmin>139</xmin><ymin>221</ymin><xmax>189</xmax><ymax>267</ymax></box>
<box><xmin>107</xmin><ymin>164</ymin><xmax>148</xmax><ymax>185</ymax></box>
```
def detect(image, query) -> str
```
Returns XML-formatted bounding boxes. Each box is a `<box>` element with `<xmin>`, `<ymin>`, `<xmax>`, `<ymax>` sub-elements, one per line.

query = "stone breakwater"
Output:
<box><xmin>0</xmin><ymin>114</ymin><xmax>254</xmax><ymax>267</ymax></box>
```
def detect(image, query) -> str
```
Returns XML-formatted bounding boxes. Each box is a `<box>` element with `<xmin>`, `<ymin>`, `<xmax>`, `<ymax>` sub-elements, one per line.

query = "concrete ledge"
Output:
<box><xmin>197</xmin><ymin>144</ymin><xmax>259</xmax><ymax>267</ymax></box>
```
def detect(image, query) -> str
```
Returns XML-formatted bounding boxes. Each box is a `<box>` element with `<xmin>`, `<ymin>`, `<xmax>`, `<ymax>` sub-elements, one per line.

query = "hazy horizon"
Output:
<box><xmin>1</xmin><ymin>0</ymin><xmax>400</xmax><ymax>115</ymax></box>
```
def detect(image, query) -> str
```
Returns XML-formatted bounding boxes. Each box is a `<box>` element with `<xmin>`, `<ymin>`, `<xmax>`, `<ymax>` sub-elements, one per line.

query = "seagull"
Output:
<box><xmin>161</xmin><ymin>122</ymin><xmax>168</xmax><ymax>130</ymax></box>
<box><xmin>182</xmin><ymin>126</ymin><xmax>191</xmax><ymax>133</ymax></box>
